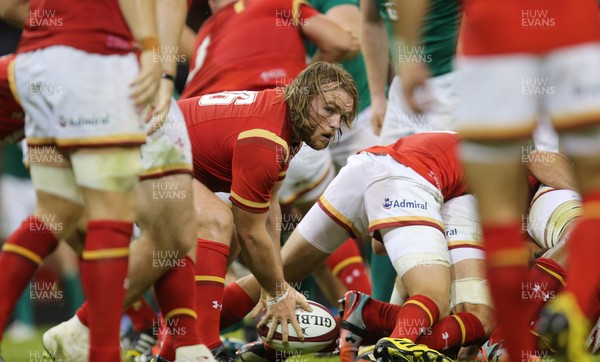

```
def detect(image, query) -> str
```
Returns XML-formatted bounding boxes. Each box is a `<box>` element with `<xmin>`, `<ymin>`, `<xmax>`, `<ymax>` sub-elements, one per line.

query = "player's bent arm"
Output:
<box><xmin>526</xmin><ymin>151</ymin><xmax>577</xmax><ymax>191</ymax></box>
<box><xmin>266</xmin><ymin>182</ymin><xmax>284</xmax><ymax>266</ymax></box>
<box><xmin>360</xmin><ymin>0</ymin><xmax>390</xmax><ymax>114</ymax></box>
<box><xmin>156</xmin><ymin>0</ymin><xmax>186</xmax><ymax>77</ymax></box>
<box><xmin>302</xmin><ymin>14</ymin><xmax>359</xmax><ymax>62</ymax></box>
<box><xmin>119</xmin><ymin>0</ymin><xmax>159</xmax><ymax>45</ymax></box>
<box><xmin>324</xmin><ymin>5</ymin><xmax>360</xmax><ymax>45</ymax></box>
<box><xmin>233</xmin><ymin>206</ymin><xmax>286</xmax><ymax>297</ymax></box>
<box><xmin>0</xmin><ymin>0</ymin><xmax>28</xmax><ymax>28</ymax></box>
<box><xmin>395</xmin><ymin>0</ymin><xmax>429</xmax><ymax>48</ymax></box>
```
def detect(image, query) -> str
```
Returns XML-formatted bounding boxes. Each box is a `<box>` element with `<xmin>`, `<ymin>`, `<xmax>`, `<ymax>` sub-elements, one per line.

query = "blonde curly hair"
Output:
<box><xmin>284</xmin><ymin>62</ymin><xmax>358</xmax><ymax>143</ymax></box>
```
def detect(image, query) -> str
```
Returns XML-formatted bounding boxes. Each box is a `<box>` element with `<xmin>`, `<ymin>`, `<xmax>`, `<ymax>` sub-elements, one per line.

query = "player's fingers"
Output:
<box><xmin>266</xmin><ymin>318</ymin><xmax>278</xmax><ymax>341</ymax></box>
<box><xmin>281</xmin><ymin>319</ymin><xmax>289</xmax><ymax>344</ymax></box>
<box><xmin>403</xmin><ymin>86</ymin><xmax>423</xmax><ymax>114</ymax></box>
<box><xmin>291</xmin><ymin>318</ymin><xmax>304</xmax><ymax>342</ymax></box>
<box><xmin>256</xmin><ymin>311</ymin><xmax>269</xmax><ymax>328</ymax></box>
<box><xmin>297</xmin><ymin>297</ymin><xmax>312</xmax><ymax>312</ymax></box>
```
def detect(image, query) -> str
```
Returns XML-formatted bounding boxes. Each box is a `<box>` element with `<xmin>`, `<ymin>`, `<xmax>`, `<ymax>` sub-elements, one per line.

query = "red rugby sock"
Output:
<box><xmin>0</xmin><ymin>216</ymin><xmax>58</xmax><ymax>340</ymax></box>
<box><xmin>196</xmin><ymin>239</ymin><xmax>228</xmax><ymax>349</ymax></box>
<box><xmin>565</xmin><ymin>190</ymin><xmax>600</xmax><ymax>318</ymax></box>
<box><xmin>416</xmin><ymin>312</ymin><xmax>486</xmax><ymax>351</ymax></box>
<box><xmin>125</xmin><ymin>298</ymin><xmax>156</xmax><ymax>332</ymax></box>
<box><xmin>326</xmin><ymin>238</ymin><xmax>372</xmax><ymax>295</ymax></box>
<box><xmin>81</xmin><ymin>220</ymin><xmax>132</xmax><ymax>361</ymax></box>
<box><xmin>221</xmin><ymin>281</ymin><xmax>256</xmax><ymax>331</ymax></box>
<box><xmin>155</xmin><ymin>256</ymin><xmax>200</xmax><ymax>350</ymax></box>
<box><xmin>391</xmin><ymin>295</ymin><xmax>440</xmax><ymax>342</ymax></box>
<box><xmin>483</xmin><ymin>223</ymin><xmax>535</xmax><ymax>362</ymax></box>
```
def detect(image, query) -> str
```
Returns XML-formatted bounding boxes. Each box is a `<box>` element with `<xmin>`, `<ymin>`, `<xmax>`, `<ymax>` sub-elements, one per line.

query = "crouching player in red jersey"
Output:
<box><xmin>141</xmin><ymin>62</ymin><xmax>358</xmax><ymax>360</ymax></box>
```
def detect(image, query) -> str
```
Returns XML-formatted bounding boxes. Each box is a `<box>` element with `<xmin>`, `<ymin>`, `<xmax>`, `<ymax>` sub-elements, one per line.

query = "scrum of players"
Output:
<box><xmin>0</xmin><ymin>0</ymin><xmax>600</xmax><ymax>361</ymax></box>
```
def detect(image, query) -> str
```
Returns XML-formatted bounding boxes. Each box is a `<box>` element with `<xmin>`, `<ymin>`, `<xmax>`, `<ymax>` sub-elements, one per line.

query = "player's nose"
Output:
<box><xmin>329</xmin><ymin>114</ymin><xmax>341</xmax><ymax>130</ymax></box>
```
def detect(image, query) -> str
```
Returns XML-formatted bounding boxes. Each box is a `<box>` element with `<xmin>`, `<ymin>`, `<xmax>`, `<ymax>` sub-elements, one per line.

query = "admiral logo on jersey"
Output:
<box><xmin>382</xmin><ymin>198</ymin><xmax>428</xmax><ymax>210</ymax></box>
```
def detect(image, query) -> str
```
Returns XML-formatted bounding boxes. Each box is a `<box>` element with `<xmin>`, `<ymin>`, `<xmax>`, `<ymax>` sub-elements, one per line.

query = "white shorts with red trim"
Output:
<box><xmin>442</xmin><ymin>194</ymin><xmax>483</xmax><ymax>264</ymax></box>
<box><xmin>456</xmin><ymin>42</ymin><xmax>600</xmax><ymax>140</ymax></box>
<box><xmin>300</xmin><ymin>153</ymin><xmax>447</xmax><ymax>259</ymax></box>
<box><xmin>140</xmin><ymin>99</ymin><xmax>193</xmax><ymax>180</ymax></box>
<box><xmin>15</xmin><ymin>45</ymin><xmax>145</xmax><ymax>147</ymax></box>
<box><xmin>528</xmin><ymin>185</ymin><xmax>581</xmax><ymax>250</ymax></box>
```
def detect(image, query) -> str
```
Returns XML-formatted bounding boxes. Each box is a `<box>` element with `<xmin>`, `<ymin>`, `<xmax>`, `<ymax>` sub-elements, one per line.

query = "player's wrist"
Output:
<box><xmin>138</xmin><ymin>37</ymin><xmax>159</xmax><ymax>52</ymax></box>
<box><xmin>161</xmin><ymin>72</ymin><xmax>175</xmax><ymax>82</ymax></box>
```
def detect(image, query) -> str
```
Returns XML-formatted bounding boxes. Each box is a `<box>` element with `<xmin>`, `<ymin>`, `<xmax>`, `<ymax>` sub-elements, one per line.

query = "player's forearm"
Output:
<box><xmin>119</xmin><ymin>0</ymin><xmax>158</xmax><ymax>46</ymax></box>
<box><xmin>179</xmin><ymin>26</ymin><xmax>197</xmax><ymax>65</ymax></box>
<box><xmin>527</xmin><ymin>152</ymin><xmax>577</xmax><ymax>190</ymax></box>
<box><xmin>238</xmin><ymin>229</ymin><xmax>286</xmax><ymax>297</ymax></box>
<box><xmin>395</xmin><ymin>0</ymin><xmax>429</xmax><ymax>47</ymax></box>
<box><xmin>156</xmin><ymin>0</ymin><xmax>186</xmax><ymax>76</ymax></box>
<box><xmin>265</xmin><ymin>201</ymin><xmax>283</xmax><ymax>265</ymax></box>
<box><xmin>303</xmin><ymin>14</ymin><xmax>359</xmax><ymax>62</ymax></box>
<box><xmin>362</xmin><ymin>20</ymin><xmax>390</xmax><ymax>103</ymax></box>
<box><xmin>0</xmin><ymin>0</ymin><xmax>28</xmax><ymax>28</ymax></box>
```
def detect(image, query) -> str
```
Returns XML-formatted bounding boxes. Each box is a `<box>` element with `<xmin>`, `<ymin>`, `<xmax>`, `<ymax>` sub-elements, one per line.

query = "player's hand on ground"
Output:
<box><xmin>146</xmin><ymin>77</ymin><xmax>174</xmax><ymax>135</ymax></box>
<box><xmin>399</xmin><ymin>61</ymin><xmax>430</xmax><ymax>114</ymax></box>
<box><xmin>370</xmin><ymin>97</ymin><xmax>387</xmax><ymax>136</ymax></box>
<box><xmin>130</xmin><ymin>49</ymin><xmax>162</xmax><ymax>109</ymax></box>
<box><xmin>256</xmin><ymin>284</ymin><xmax>312</xmax><ymax>344</ymax></box>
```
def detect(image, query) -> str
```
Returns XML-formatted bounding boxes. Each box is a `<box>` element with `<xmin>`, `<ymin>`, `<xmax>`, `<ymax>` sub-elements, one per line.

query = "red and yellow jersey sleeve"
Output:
<box><xmin>230</xmin><ymin>129</ymin><xmax>289</xmax><ymax>213</ymax></box>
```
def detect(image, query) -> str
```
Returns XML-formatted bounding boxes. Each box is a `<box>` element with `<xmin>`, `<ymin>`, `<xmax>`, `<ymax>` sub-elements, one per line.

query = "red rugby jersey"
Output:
<box><xmin>364</xmin><ymin>132</ymin><xmax>468</xmax><ymax>201</ymax></box>
<box><xmin>462</xmin><ymin>0</ymin><xmax>600</xmax><ymax>55</ymax></box>
<box><xmin>178</xmin><ymin>88</ymin><xmax>301</xmax><ymax>213</ymax></box>
<box><xmin>18</xmin><ymin>0</ymin><xmax>135</xmax><ymax>55</ymax></box>
<box><xmin>0</xmin><ymin>54</ymin><xmax>25</xmax><ymax>145</ymax></box>
<box><xmin>181</xmin><ymin>0</ymin><xmax>318</xmax><ymax>98</ymax></box>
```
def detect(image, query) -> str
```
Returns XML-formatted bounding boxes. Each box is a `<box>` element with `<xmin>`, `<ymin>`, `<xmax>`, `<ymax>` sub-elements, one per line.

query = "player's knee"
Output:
<box><xmin>196</xmin><ymin>206</ymin><xmax>234</xmax><ymax>242</ymax></box>
<box><xmin>450</xmin><ymin>277</ymin><xmax>493</xmax><ymax>333</ymax></box>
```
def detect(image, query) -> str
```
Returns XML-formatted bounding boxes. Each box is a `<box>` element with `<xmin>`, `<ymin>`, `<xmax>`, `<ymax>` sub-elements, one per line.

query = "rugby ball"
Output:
<box><xmin>257</xmin><ymin>300</ymin><xmax>338</xmax><ymax>353</ymax></box>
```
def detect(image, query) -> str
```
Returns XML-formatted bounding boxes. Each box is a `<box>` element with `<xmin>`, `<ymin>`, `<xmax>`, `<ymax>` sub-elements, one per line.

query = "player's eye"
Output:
<box><xmin>324</xmin><ymin>106</ymin><xmax>334</xmax><ymax>114</ymax></box>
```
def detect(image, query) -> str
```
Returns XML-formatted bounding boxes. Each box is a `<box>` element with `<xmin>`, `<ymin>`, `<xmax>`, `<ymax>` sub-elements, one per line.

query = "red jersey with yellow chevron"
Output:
<box><xmin>18</xmin><ymin>0</ymin><xmax>135</xmax><ymax>55</ymax></box>
<box><xmin>462</xmin><ymin>0</ymin><xmax>600</xmax><ymax>55</ymax></box>
<box><xmin>181</xmin><ymin>0</ymin><xmax>318</xmax><ymax>98</ymax></box>
<box><xmin>178</xmin><ymin>89</ymin><xmax>300</xmax><ymax>213</ymax></box>
<box><xmin>364</xmin><ymin>132</ymin><xmax>467</xmax><ymax>200</ymax></box>
<box><xmin>0</xmin><ymin>54</ymin><xmax>25</xmax><ymax>145</ymax></box>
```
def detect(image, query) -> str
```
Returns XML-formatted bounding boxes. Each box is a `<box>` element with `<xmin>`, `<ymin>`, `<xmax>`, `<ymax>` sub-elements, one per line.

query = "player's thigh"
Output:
<box><xmin>302</xmin><ymin>153</ymin><xmax>375</xmax><ymax>252</ymax></box>
<box><xmin>456</xmin><ymin>55</ymin><xmax>539</xmax><ymax>140</ymax></box>
<box><xmin>192</xmin><ymin>178</ymin><xmax>234</xmax><ymax>243</ymax></box>
<box><xmin>527</xmin><ymin>185</ymin><xmax>581</xmax><ymax>251</ymax></box>
<box><xmin>281</xmin><ymin>222</ymin><xmax>339</xmax><ymax>283</ymax></box>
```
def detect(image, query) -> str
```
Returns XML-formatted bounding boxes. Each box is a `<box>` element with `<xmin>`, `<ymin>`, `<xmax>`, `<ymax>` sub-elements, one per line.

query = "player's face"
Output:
<box><xmin>304</xmin><ymin>84</ymin><xmax>354</xmax><ymax>150</ymax></box>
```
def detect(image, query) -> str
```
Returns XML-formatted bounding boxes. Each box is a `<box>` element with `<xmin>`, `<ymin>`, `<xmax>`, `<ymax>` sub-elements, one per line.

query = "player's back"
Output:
<box><xmin>178</xmin><ymin>89</ymin><xmax>295</xmax><ymax>192</ymax></box>
<box><xmin>462</xmin><ymin>0</ymin><xmax>600</xmax><ymax>55</ymax></box>
<box><xmin>18</xmin><ymin>0</ymin><xmax>134</xmax><ymax>55</ymax></box>
<box><xmin>182</xmin><ymin>0</ymin><xmax>315</xmax><ymax>98</ymax></box>
<box><xmin>365</xmin><ymin>132</ymin><xmax>467</xmax><ymax>200</ymax></box>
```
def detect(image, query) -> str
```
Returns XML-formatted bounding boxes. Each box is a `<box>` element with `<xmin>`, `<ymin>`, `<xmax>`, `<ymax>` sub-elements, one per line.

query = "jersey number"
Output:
<box><xmin>198</xmin><ymin>91</ymin><xmax>258</xmax><ymax>106</ymax></box>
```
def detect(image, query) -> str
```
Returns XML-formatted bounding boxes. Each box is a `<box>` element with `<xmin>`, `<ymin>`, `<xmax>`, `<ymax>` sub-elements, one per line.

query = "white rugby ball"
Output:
<box><xmin>257</xmin><ymin>300</ymin><xmax>338</xmax><ymax>353</ymax></box>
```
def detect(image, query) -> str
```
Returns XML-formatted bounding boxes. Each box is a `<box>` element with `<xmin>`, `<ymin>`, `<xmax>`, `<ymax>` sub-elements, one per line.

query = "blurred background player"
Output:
<box><xmin>5</xmin><ymin>0</ymin><xmax>162</xmax><ymax>359</ymax></box>
<box><xmin>27</xmin><ymin>0</ymin><xmax>217</xmax><ymax>361</ymax></box>
<box><xmin>451</xmin><ymin>0</ymin><xmax>600</xmax><ymax>361</ymax></box>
